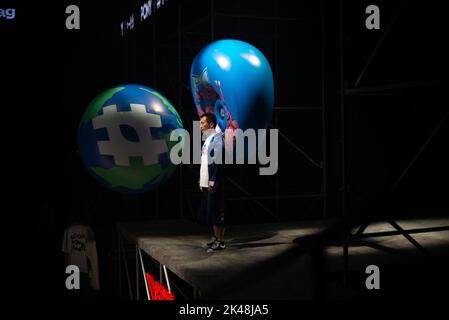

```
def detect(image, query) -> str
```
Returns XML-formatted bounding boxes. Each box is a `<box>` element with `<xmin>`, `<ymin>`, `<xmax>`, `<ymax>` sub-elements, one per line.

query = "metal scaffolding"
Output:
<box><xmin>336</xmin><ymin>0</ymin><xmax>449</xmax><ymax>282</ymax></box>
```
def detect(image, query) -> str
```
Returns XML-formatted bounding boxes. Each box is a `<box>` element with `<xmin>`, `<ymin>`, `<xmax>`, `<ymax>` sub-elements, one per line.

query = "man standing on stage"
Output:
<box><xmin>197</xmin><ymin>113</ymin><xmax>226</xmax><ymax>252</ymax></box>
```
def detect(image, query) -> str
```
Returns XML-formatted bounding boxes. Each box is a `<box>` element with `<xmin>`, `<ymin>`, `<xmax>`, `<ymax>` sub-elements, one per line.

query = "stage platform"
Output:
<box><xmin>117</xmin><ymin>217</ymin><xmax>449</xmax><ymax>299</ymax></box>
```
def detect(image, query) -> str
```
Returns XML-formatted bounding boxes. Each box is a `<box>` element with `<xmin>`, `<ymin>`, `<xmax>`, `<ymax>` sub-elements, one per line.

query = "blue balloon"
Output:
<box><xmin>190</xmin><ymin>39</ymin><xmax>274</xmax><ymax>149</ymax></box>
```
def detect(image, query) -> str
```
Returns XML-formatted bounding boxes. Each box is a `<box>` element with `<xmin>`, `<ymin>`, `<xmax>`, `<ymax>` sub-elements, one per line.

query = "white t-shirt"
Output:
<box><xmin>62</xmin><ymin>224</ymin><xmax>95</xmax><ymax>273</ymax></box>
<box><xmin>200</xmin><ymin>133</ymin><xmax>215</xmax><ymax>188</ymax></box>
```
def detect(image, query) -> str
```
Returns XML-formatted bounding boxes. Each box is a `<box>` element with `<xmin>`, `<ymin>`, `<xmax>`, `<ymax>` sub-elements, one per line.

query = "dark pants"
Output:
<box><xmin>197</xmin><ymin>185</ymin><xmax>225</xmax><ymax>227</ymax></box>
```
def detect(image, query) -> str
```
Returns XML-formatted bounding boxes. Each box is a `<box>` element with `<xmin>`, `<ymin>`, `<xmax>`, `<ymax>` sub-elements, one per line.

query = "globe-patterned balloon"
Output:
<box><xmin>78</xmin><ymin>84</ymin><xmax>183</xmax><ymax>193</ymax></box>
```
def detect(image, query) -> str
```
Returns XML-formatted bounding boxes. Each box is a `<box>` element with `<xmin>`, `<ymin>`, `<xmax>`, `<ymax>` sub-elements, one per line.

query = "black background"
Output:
<box><xmin>2</xmin><ymin>0</ymin><xmax>448</xmax><ymax>299</ymax></box>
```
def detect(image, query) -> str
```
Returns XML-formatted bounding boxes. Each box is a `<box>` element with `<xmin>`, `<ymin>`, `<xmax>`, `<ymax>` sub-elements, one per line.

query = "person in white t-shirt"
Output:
<box><xmin>197</xmin><ymin>113</ymin><xmax>226</xmax><ymax>252</ymax></box>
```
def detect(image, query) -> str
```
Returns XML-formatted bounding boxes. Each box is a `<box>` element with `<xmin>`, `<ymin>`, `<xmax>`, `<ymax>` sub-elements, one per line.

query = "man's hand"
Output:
<box><xmin>208</xmin><ymin>185</ymin><xmax>215</xmax><ymax>193</ymax></box>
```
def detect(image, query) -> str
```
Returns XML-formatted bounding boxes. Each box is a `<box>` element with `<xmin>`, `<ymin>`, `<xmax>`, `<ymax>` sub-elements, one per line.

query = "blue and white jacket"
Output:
<box><xmin>201</xmin><ymin>132</ymin><xmax>225</xmax><ymax>187</ymax></box>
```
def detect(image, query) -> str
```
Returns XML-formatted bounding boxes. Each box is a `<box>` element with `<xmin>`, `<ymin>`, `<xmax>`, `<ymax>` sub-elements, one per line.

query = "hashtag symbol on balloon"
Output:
<box><xmin>92</xmin><ymin>104</ymin><xmax>168</xmax><ymax>166</ymax></box>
